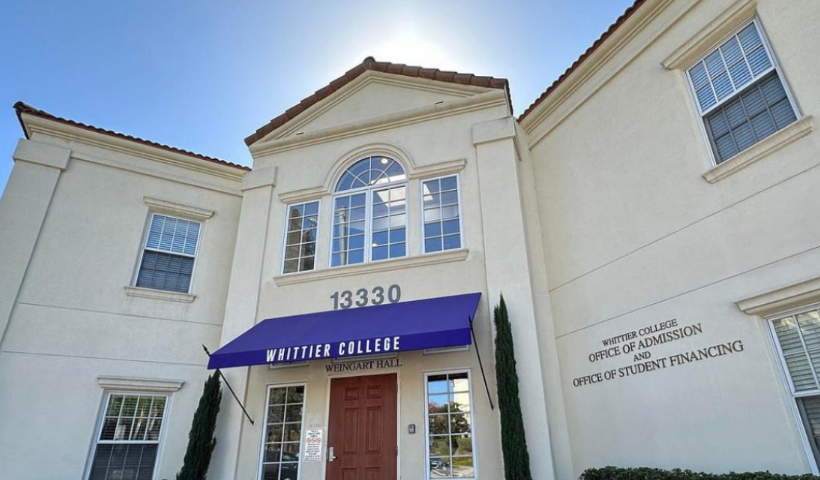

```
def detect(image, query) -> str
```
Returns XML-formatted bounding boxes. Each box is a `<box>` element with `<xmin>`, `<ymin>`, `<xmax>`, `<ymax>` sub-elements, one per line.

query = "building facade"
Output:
<box><xmin>1</xmin><ymin>0</ymin><xmax>819</xmax><ymax>479</ymax></box>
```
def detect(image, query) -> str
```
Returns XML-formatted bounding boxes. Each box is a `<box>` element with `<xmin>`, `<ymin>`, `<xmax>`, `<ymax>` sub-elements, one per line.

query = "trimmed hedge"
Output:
<box><xmin>581</xmin><ymin>467</ymin><xmax>820</xmax><ymax>480</ymax></box>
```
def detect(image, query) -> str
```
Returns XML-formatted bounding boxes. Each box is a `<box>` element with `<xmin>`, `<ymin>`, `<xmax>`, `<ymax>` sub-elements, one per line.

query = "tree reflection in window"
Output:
<box><xmin>427</xmin><ymin>372</ymin><xmax>475</xmax><ymax>478</ymax></box>
<box><xmin>282</xmin><ymin>201</ymin><xmax>319</xmax><ymax>274</ymax></box>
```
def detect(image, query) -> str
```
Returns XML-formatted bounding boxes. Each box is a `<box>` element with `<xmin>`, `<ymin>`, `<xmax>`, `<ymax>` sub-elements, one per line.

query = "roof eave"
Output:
<box><xmin>14</xmin><ymin>101</ymin><xmax>250</xmax><ymax>172</ymax></box>
<box><xmin>517</xmin><ymin>0</ymin><xmax>649</xmax><ymax>125</ymax></box>
<box><xmin>245</xmin><ymin>57</ymin><xmax>511</xmax><ymax>147</ymax></box>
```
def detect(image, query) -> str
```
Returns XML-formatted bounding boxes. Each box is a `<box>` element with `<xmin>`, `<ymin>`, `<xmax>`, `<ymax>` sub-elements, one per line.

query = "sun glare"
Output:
<box><xmin>360</xmin><ymin>26</ymin><xmax>460</xmax><ymax>70</ymax></box>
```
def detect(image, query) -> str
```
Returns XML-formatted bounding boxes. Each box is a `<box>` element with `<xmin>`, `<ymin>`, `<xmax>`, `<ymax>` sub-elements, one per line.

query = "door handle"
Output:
<box><xmin>328</xmin><ymin>446</ymin><xmax>336</xmax><ymax>462</ymax></box>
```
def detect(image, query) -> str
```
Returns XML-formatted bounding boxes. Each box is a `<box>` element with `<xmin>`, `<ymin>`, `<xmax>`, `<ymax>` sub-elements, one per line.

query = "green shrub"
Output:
<box><xmin>581</xmin><ymin>466</ymin><xmax>820</xmax><ymax>480</ymax></box>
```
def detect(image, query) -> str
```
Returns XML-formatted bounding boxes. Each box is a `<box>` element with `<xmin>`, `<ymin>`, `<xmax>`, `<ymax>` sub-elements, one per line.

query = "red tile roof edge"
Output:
<box><xmin>518</xmin><ymin>0</ymin><xmax>647</xmax><ymax>122</ymax></box>
<box><xmin>244</xmin><ymin>57</ymin><xmax>512</xmax><ymax>147</ymax></box>
<box><xmin>14</xmin><ymin>101</ymin><xmax>250</xmax><ymax>172</ymax></box>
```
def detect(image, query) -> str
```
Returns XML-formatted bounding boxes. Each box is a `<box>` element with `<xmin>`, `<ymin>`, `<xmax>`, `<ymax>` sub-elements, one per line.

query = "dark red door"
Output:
<box><xmin>327</xmin><ymin>374</ymin><xmax>398</xmax><ymax>480</ymax></box>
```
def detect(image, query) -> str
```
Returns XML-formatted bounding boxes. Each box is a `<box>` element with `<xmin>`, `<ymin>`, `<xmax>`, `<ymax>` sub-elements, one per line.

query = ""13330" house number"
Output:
<box><xmin>331</xmin><ymin>285</ymin><xmax>401</xmax><ymax>310</ymax></box>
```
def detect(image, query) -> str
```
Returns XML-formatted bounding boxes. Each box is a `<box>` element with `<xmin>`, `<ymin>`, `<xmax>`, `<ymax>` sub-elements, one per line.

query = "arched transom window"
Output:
<box><xmin>331</xmin><ymin>156</ymin><xmax>407</xmax><ymax>267</ymax></box>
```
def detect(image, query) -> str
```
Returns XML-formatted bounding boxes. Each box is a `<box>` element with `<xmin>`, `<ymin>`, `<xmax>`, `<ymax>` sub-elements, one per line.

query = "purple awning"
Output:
<box><xmin>207</xmin><ymin>292</ymin><xmax>481</xmax><ymax>369</ymax></box>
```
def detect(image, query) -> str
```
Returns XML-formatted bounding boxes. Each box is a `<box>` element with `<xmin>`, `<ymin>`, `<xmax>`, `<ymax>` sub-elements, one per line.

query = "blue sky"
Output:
<box><xmin>0</xmin><ymin>0</ymin><xmax>634</xmax><ymax>194</ymax></box>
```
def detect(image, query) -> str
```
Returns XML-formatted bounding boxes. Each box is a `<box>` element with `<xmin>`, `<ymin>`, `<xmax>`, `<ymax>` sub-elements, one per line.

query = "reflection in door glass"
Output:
<box><xmin>426</xmin><ymin>372</ymin><xmax>475</xmax><ymax>478</ymax></box>
<box><xmin>261</xmin><ymin>385</ymin><xmax>305</xmax><ymax>480</ymax></box>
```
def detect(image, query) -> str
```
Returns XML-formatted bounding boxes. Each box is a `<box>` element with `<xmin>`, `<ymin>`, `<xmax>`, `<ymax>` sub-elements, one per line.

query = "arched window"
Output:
<box><xmin>331</xmin><ymin>156</ymin><xmax>407</xmax><ymax>266</ymax></box>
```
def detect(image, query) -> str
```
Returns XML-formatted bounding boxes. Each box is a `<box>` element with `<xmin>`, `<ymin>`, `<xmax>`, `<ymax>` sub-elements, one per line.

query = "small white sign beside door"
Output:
<box><xmin>303</xmin><ymin>428</ymin><xmax>323</xmax><ymax>462</ymax></box>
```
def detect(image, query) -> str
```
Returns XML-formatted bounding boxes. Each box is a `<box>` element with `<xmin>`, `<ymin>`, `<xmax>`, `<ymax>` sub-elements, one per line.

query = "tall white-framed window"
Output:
<box><xmin>135</xmin><ymin>213</ymin><xmax>201</xmax><ymax>293</ymax></box>
<box><xmin>87</xmin><ymin>392</ymin><xmax>169</xmax><ymax>480</ymax></box>
<box><xmin>421</xmin><ymin>175</ymin><xmax>462</xmax><ymax>253</ymax></box>
<box><xmin>768</xmin><ymin>305</ymin><xmax>820</xmax><ymax>468</ymax></box>
<box><xmin>330</xmin><ymin>156</ymin><xmax>407</xmax><ymax>267</ymax></box>
<box><xmin>425</xmin><ymin>370</ymin><xmax>477</xmax><ymax>479</ymax></box>
<box><xmin>258</xmin><ymin>384</ymin><xmax>306</xmax><ymax>480</ymax></box>
<box><xmin>686</xmin><ymin>18</ymin><xmax>799</xmax><ymax>165</ymax></box>
<box><xmin>282</xmin><ymin>201</ymin><xmax>319</xmax><ymax>274</ymax></box>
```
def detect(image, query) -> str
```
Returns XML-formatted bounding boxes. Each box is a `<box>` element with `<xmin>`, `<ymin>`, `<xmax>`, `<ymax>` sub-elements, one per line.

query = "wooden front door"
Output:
<box><xmin>327</xmin><ymin>374</ymin><xmax>398</xmax><ymax>480</ymax></box>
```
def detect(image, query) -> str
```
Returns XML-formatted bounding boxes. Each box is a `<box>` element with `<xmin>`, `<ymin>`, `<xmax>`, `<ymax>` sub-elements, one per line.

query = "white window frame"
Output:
<box><xmin>257</xmin><ymin>383</ymin><xmax>308</xmax><ymax>480</ymax></box>
<box><xmin>423</xmin><ymin>369</ymin><xmax>479</xmax><ymax>480</ymax></box>
<box><xmin>684</xmin><ymin>16</ymin><xmax>801</xmax><ymax>166</ymax></box>
<box><xmin>329</xmin><ymin>158</ymin><xmax>408</xmax><ymax>268</ymax></box>
<box><xmin>132</xmin><ymin>212</ymin><xmax>202</xmax><ymax>294</ymax></box>
<box><xmin>280</xmin><ymin>200</ymin><xmax>321</xmax><ymax>275</ymax></box>
<box><xmin>85</xmin><ymin>391</ymin><xmax>171</xmax><ymax>480</ymax></box>
<box><xmin>420</xmin><ymin>173</ymin><xmax>465</xmax><ymax>255</ymax></box>
<box><xmin>766</xmin><ymin>303</ymin><xmax>820</xmax><ymax>474</ymax></box>
<box><xmin>423</xmin><ymin>345</ymin><xmax>470</xmax><ymax>355</ymax></box>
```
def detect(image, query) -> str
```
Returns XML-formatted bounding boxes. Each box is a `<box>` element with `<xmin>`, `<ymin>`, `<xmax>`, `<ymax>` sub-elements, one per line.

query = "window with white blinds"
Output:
<box><xmin>770</xmin><ymin>307</ymin><xmax>820</xmax><ymax>466</ymax></box>
<box><xmin>87</xmin><ymin>393</ymin><xmax>168</xmax><ymax>480</ymax></box>
<box><xmin>686</xmin><ymin>19</ymin><xmax>798</xmax><ymax>164</ymax></box>
<box><xmin>136</xmin><ymin>214</ymin><xmax>201</xmax><ymax>293</ymax></box>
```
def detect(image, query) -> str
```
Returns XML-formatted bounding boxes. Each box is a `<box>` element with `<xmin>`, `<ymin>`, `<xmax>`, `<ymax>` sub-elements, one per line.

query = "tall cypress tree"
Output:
<box><xmin>176</xmin><ymin>371</ymin><xmax>222</xmax><ymax>480</ymax></box>
<box><xmin>494</xmin><ymin>295</ymin><xmax>533</xmax><ymax>480</ymax></box>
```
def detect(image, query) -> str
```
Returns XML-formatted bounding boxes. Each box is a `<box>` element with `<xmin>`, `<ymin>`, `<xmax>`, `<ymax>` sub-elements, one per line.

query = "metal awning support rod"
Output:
<box><xmin>202</xmin><ymin>345</ymin><xmax>255</xmax><ymax>425</ymax></box>
<box><xmin>469</xmin><ymin>316</ymin><xmax>495</xmax><ymax>410</ymax></box>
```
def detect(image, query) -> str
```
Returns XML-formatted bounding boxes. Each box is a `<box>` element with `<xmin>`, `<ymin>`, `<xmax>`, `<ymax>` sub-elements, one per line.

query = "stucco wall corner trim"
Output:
<box><xmin>408</xmin><ymin>158</ymin><xmax>467</xmax><ymax>179</ymax></box>
<box><xmin>241</xmin><ymin>165</ymin><xmax>276</xmax><ymax>191</ymax></box>
<box><xmin>124</xmin><ymin>286</ymin><xmax>196</xmax><ymax>303</ymax></box>
<box><xmin>472</xmin><ymin>117</ymin><xmax>516</xmax><ymax>146</ymax></box>
<box><xmin>702</xmin><ymin>115</ymin><xmax>814</xmax><ymax>184</ymax></box>
<box><xmin>661</xmin><ymin>0</ymin><xmax>758</xmax><ymax>70</ymax></box>
<box><xmin>143</xmin><ymin>196</ymin><xmax>214</xmax><ymax>221</ymax></box>
<box><xmin>12</xmin><ymin>138</ymin><xmax>71</xmax><ymax>170</ymax></box>
<box><xmin>736</xmin><ymin>276</ymin><xmax>820</xmax><ymax>317</ymax></box>
<box><xmin>97</xmin><ymin>376</ymin><xmax>185</xmax><ymax>392</ymax></box>
<box><xmin>273</xmin><ymin>248</ymin><xmax>469</xmax><ymax>286</ymax></box>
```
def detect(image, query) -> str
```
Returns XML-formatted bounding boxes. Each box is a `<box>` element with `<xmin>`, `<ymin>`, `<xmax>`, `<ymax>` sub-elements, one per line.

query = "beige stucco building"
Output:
<box><xmin>1</xmin><ymin>0</ymin><xmax>820</xmax><ymax>479</ymax></box>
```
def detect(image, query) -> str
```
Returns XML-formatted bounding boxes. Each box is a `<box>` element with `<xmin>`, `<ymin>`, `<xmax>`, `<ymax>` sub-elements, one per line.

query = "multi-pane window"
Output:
<box><xmin>687</xmin><ymin>20</ymin><xmax>797</xmax><ymax>164</ymax></box>
<box><xmin>282</xmin><ymin>201</ymin><xmax>319</xmax><ymax>274</ymax></box>
<box><xmin>426</xmin><ymin>372</ymin><xmax>475</xmax><ymax>479</ymax></box>
<box><xmin>331</xmin><ymin>193</ymin><xmax>367</xmax><ymax>266</ymax></box>
<box><xmin>88</xmin><ymin>393</ymin><xmax>167</xmax><ymax>480</ymax></box>
<box><xmin>770</xmin><ymin>307</ymin><xmax>820</xmax><ymax>465</ymax></box>
<box><xmin>136</xmin><ymin>214</ymin><xmax>200</xmax><ymax>293</ymax></box>
<box><xmin>261</xmin><ymin>385</ymin><xmax>305</xmax><ymax>480</ymax></box>
<box><xmin>331</xmin><ymin>156</ymin><xmax>406</xmax><ymax>267</ymax></box>
<box><xmin>422</xmin><ymin>176</ymin><xmax>461</xmax><ymax>253</ymax></box>
<box><xmin>372</xmin><ymin>186</ymin><xmax>407</xmax><ymax>261</ymax></box>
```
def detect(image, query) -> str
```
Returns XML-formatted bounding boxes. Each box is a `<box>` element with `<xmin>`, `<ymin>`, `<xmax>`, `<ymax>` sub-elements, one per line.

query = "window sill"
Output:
<box><xmin>736</xmin><ymin>276</ymin><xmax>820</xmax><ymax>317</ymax></box>
<box><xmin>124</xmin><ymin>286</ymin><xmax>196</xmax><ymax>303</ymax></box>
<box><xmin>702</xmin><ymin>115</ymin><xmax>814</xmax><ymax>184</ymax></box>
<box><xmin>274</xmin><ymin>248</ymin><xmax>470</xmax><ymax>286</ymax></box>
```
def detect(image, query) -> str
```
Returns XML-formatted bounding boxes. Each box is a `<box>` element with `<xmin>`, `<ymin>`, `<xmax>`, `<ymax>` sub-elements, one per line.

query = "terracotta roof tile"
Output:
<box><xmin>419</xmin><ymin>68</ymin><xmax>437</xmax><ymax>80</ymax></box>
<box><xmin>14</xmin><ymin>101</ymin><xmax>249</xmax><ymax>172</ymax></box>
<box><xmin>518</xmin><ymin>0</ymin><xmax>647</xmax><ymax>122</ymax></box>
<box><xmin>386</xmin><ymin>63</ymin><xmax>404</xmax><ymax>75</ymax></box>
<box><xmin>436</xmin><ymin>71</ymin><xmax>456</xmax><ymax>82</ymax></box>
<box><xmin>245</xmin><ymin>57</ymin><xmax>511</xmax><ymax>146</ymax></box>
